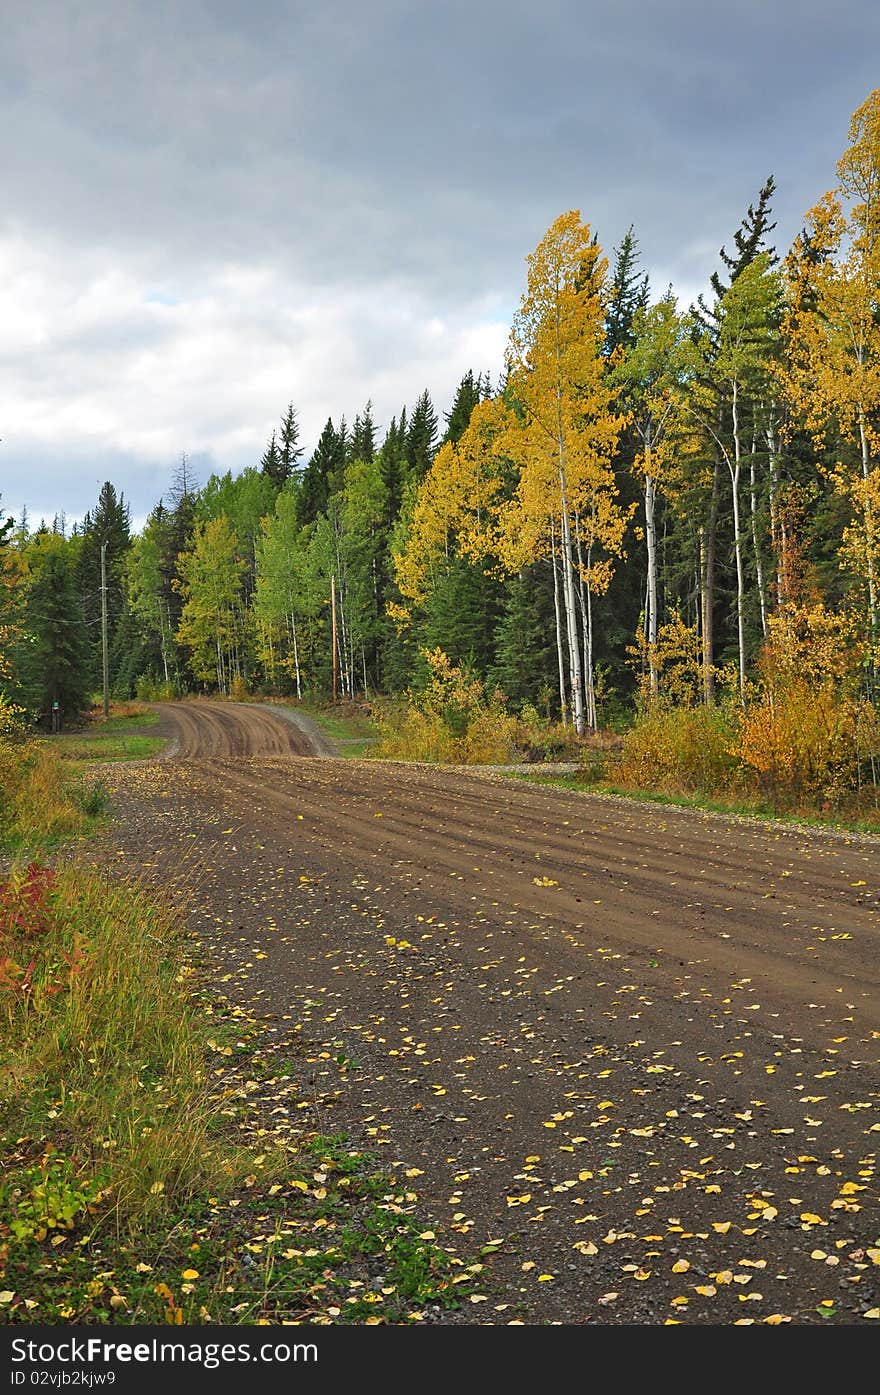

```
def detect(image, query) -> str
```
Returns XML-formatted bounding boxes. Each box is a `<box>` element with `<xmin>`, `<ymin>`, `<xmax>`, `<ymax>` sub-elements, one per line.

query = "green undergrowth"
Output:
<box><xmin>0</xmin><ymin>741</ymin><xmax>109</xmax><ymax>852</ymax></box>
<box><xmin>0</xmin><ymin>862</ymin><xmax>476</xmax><ymax>1325</ymax></box>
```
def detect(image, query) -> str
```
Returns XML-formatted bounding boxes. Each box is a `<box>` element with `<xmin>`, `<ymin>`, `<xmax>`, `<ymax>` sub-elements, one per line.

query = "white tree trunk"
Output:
<box><xmin>550</xmin><ymin>522</ymin><xmax>568</xmax><ymax>724</ymax></box>
<box><xmin>730</xmin><ymin>381</ymin><xmax>746</xmax><ymax>704</ymax></box>
<box><xmin>290</xmin><ymin>611</ymin><xmax>302</xmax><ymax>700</ymax></box>
<box><xmin>559</xmin><ymin>473</ymin><xmax>586</xmax><ymax>737</ymax></box>
<box><xmin>574</xmin><ymin>511</ymin><xmax>597</xmax><ymax>731</ymax></box>
<box><xmin>644</xmin><ymin>456</ymin><xmax>659</xmax><ymax>698</ymax></box>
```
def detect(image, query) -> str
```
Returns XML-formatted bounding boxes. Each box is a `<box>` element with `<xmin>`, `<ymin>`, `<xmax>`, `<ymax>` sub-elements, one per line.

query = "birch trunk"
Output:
<box><xmin>730</xmin><ymin>380</ymin><xmax>747</xmax><ymax>704</ymax></box>
<box><xmin>290</xmin><ymin>611</ymin><xmax>302</xmax><ymax>700</ymax></box>
<box><xmin>559</xmin><ymin>477</ymin><xmax>586</xmax><ymax>737</ymax></box>
<box><xmin>701</xmin><ymin>458</ymin><xmax>720</xmax><ymax>705</ymax></box>
<box><xmin>159</xmin><ymin>600</ymin><xmax>170</xmax><ymax>684</ymax></box>
<box><xmin>644</xmin><ymin>446</ymin><xmax>659</xmax><ymax>697</ymax></box>
<box><xmin>574</xmin><ymin>511</ymin><xmax>597</xmax><ymax>732</ymax></box>
<box><xmin>550</xmin><ymin>523</ymin><xmax>568</xmax><ymax>724</ymax></box>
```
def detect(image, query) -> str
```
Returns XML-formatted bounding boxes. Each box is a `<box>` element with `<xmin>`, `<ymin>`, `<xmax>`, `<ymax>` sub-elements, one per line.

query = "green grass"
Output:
<box><xmin>0</xmin><ymin>862</ymin><xmax>475</xmax><ymax>1325</ymax></box>
<box><xmin>0</xmin><ymin>736</ymin><xmax>477</xmax><ymax>1325</ymax></box>
<box><xmin>0</xmin><ymin>742</ymin><xmax>110</xmax><ymax>853</ymax></box>
<box><xmin>38</xmin><ymin>703</ymin><xmax>164</xmax><ymax>764</ymax></box>
<box><xmin>40</xmin><ymin>733</ymin><xmax>164</xmax><ymax>762</ymax></box>
<box><xmin>89</xmin><ymin>706</ymin><xmax>161</xmax><ymax>732</ymax></box>
<box><xmin>294</xmin><ymin>701</ymin><xmax>378</xmax><ymax>758</ymax></box>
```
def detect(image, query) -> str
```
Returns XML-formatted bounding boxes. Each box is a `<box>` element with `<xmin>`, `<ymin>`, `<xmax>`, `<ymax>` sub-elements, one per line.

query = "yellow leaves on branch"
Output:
<box><xmin>781</xmin><ymin>90</ymin><xmax>880</xmax><ymax>633</ymax></box>
<box><xmin>497</xmin><ymin>211</ymin><xmax>627</xmax><ymax>579</ymax></box>
<box><xmin>392</xmin><ymin>401</ymin><xmax>506</xmax><ymax>609</ymax></box>
<box><xmin>390</xmin><ymin>210</ymin><xmax>629</xmax><ymax>617</ymax></box>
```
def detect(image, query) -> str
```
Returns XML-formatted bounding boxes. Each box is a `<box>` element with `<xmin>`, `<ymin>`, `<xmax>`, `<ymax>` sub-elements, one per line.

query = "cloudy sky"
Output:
<box><xmin>2</xmin><ymin>0</ymin><xmax>878</xmax><ymax>527</ymax></box>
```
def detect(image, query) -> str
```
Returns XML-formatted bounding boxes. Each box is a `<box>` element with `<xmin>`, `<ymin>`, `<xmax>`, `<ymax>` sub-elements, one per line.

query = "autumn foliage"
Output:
<box><xmin>735</xmin><ymin>604</ymin><xmax>880</xmax><ymax>806</ymax></box>
<box><xmin>375</xmin><ymin>648</ymin><xmax>579</xmax><ymax>765</ymax></box>
<box><xmin>616</xmin><ymin>600</ymin><xmax>880</xmax><ymax>815</ymax></box>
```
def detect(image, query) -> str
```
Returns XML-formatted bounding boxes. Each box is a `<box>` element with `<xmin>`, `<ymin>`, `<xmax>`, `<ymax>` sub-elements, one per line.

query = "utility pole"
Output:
<box><xmin>101</xmin><ymin>539</ymin><xmax>110</xmax><ymax>719</ymax></box>
<box><xmin>331</xmin><ymin>573</ymin><xmax>338</xmax><ymax>703</ymax></box>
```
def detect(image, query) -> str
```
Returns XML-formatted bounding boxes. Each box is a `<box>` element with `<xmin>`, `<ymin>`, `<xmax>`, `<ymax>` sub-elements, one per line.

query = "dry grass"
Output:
<box><xmin>0</xmin><ymin>740</ymin><xmax>104</xmax><ymax>846</ymax></box>
<box><xmin>0</xmin><ymin>862</ymin><xmax>233</xmax><ymax>1243</ymax></box>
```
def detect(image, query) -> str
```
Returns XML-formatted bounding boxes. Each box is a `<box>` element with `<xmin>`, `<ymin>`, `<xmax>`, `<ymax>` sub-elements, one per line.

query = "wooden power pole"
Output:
<box><xmin>101</xmin><ymin>539</ymin><xmax>110</xmax><ymax>718</ymax></box>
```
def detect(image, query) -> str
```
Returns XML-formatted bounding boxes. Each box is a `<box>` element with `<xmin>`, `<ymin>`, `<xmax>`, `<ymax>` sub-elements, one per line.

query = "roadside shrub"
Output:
<box><xmin>135</xmin><ymin>677</ymin><xmax>177</xmax><ymax>701</ymax></box>
<box><xmin>735</xmin><ymin>602</ymin><xmax>880</xmax><ymax>809</ymax></box>
<box><xmin>0</xmin><ymin>741</ymin><xmax>94</xmax><ymax>845</ymax></box>
<box><xmin>510</xmin><ymin>704</ymin><xmax>582</xmax><ymax>762</ymax></box>
<box><xmin>736</xmin><ymin>676</ymin><xmax>880</xmax><ymax>807</ymax></box>
<box><xmin>615</xmin><ymin>701</ymin><xmax>739</xmax><ymax>796</ymax></box>
<box><xmin>375</xmin><ymin>649</ymin><xmax>520</xmax><ymax>764</ymax></box>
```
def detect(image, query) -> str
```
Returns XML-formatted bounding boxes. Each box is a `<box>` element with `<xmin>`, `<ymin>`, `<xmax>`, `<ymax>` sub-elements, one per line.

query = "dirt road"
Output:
<box><xmin>152</xmin><ymin>699</ymin><xmax>337</xmax><ymax>758</ymax></box>
<box><xmin>98</xmin><ymin>701</ymin><xmax>879</xmax><ymax>1325</ymax></box>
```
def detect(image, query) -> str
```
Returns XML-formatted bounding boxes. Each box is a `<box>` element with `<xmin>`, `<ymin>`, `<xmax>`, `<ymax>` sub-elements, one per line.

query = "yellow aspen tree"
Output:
<box><xmin>782</xmin><ymin>89</ymin><xmax>880</xmax><ymax>660</ymax></box>
<box><xmin>498</xmin><ymin>211</ymin><xmax>625</xmax><ymax>734</ymax></box>
<box><xmin>392</xmin><ymin>399</ymin><xmax>505</xmax><ymax>614</ymax></box>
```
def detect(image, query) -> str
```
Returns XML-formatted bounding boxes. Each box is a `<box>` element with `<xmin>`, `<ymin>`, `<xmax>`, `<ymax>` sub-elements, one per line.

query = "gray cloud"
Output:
<box><xmin>2</xmin><ymin>0</ymin><xmax>878</xmax><ymax>523</ymax></box>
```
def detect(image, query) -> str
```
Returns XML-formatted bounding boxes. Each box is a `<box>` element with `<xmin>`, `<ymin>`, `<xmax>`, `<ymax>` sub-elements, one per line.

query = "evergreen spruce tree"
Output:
<box><xmin>260</xmin><ymin>430</ymin><xmax>284</xmax><ymax>488</ymax></box>
<box><xmin>278</xmin><ymin>403</ymin><xmax>304</xmax><ymax>484</ymax></box>
<box><xmin>490</xmin><ymin>568</ymin><xmax>557</xmax><ymax>710</ymax></box>
<box><xmin>711</xmin><ymin>175</ymin><xmax>778</xmax><ymax>299</ymax></box>
<box><xmin>605</xmin><ymin>226</ymin><xmax>649</xmax><ymax>356</ymax></box>
<box><xmin>377</xmin><ymin>411</ymin><xmax>408</xmax><ymax>525</ymax></box>
<box><xmin>297</xmin><ymin>418</ymin><xmax>347</xmax><ymax>525</ymax></box>
<box><xmin>349</xmin><ymin>401</ymin><xmax>377</xmax><ymax>462</ymax></box>
<box><xmin>20</xmin><ymin>538</ymin><xmax>90</xmax><ymax>725</ymax></box>
<box><xmin>76</xmin><ymin>481</ymin><xmax>131</xmax><ymax>687</ymax></box>
<box><xmin>108</xmin><ymin>600</ymin><xmax>147</xmax><ymax>697</ymax></box>
<box><xmin>405</xmin><ymin>390</ymin><xmax>438</xmax><ymax>483</ymax></box>
<box><xmin>419</xmin><ymin>557</ymin><xmax>503</xmax><ymax>679</ymax></box>
<box><xmin>441</xmin><ymin>371</ymin><xmax>482</xmax><ymax>446</ymax></box>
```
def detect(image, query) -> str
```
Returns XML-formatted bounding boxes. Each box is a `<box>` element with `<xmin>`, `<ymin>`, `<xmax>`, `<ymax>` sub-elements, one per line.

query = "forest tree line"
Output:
<box><xmin>2</xmin><ymin>90</ymin><xmax>879</xmax><ymax>806</ymax></box>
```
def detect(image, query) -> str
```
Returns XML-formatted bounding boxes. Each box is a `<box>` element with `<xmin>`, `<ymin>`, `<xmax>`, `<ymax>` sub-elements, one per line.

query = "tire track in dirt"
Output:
<box><xmin>183</xmin><ymin>754</ymin><xmax>878</xmax><ymax>1038</ymax></box>
<box><xmin>154</xmin><ymin>700</ymin><xmax>332</xmax><ymax>758</ymax></box>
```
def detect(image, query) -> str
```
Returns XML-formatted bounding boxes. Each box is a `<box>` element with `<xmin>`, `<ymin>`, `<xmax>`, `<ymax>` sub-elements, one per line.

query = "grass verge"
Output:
<box><xmin>0</xmin><ymin>733</ymin><xmax>477</xmax><ymax>1325</ymax></box>
<box><xmin>40</xmin><ymin>702</ymin><xmax>164</xmax><ymax>764</ymax></box>
<box><xmin>0</xmin><ymin>742</ymin><xmax>109</xmax><ymax>853</ymax></box>
<box><xmin>40</xmin><ymin>733</ymin><xmax>165</xmax><ymax>763</ymax></box>
<box><xmin>291</xmin><ymin>701</ymin><xmax>378</xmax><ymax>758</ymax></box>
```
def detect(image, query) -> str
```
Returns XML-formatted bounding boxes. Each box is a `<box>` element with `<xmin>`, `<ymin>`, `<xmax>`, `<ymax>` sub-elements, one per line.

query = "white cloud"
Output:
<box><xmin>2</xmin><ymin>0</ymin><xmax>879</xmax><ymax>526</ymax></box>
<box><xmin>0</xmin><ymin>230</ymin><xmax>508</xmax><ymax>523</ymax></box>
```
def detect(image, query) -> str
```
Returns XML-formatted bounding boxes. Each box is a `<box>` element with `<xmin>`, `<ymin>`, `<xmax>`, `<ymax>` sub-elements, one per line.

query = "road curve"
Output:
<box><xmin>153</xmin><ymin>699</ymin><xmax>337</xmax><ymax>758</ymax></box>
